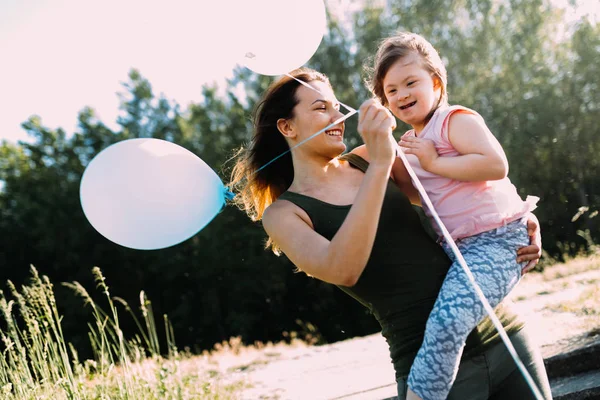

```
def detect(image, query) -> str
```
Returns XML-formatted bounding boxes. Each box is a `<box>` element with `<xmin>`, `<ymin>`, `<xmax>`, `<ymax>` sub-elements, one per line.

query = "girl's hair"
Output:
<box><xmin>368</xmin><ymin>31</ymin><xmax>448</xmax><ymax>109</ymax></box>
<box><xmin>229</xmin><ymin>68</ymin><xmax>330</xmax><ymax>252</ymax></box>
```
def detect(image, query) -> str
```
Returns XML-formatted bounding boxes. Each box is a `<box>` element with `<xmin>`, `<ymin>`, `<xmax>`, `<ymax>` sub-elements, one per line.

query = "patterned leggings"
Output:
<box><xmin>407</xmin><ymin>219</ymin><xmax>529</xmax><ymax>400</ymax></box>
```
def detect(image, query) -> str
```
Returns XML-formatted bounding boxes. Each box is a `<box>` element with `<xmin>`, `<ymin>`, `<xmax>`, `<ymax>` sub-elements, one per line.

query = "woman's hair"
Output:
<box><xmin>229</xmin><ymin>67</ymin><xmax>330</xmax><ymax>252</ymax></box>
<box><xmin>367</xmin><ymin>31</ymin><xmax>448</xmax><ymax>108</ymax></box>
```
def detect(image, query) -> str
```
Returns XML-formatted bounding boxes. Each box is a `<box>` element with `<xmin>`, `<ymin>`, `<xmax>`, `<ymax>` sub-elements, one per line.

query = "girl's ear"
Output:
<box><xmin>432</xmin><ymin>74</ymin><xmax>442</xmax><ymax>89</ymax></box>
<box><xmin>432</xmin><ymin>74</ymin><xmax>444</xmax><ymax>98</ymax></box>
<box><xmin>277</xmin><ymin>118</ymin><xmax>296</xmax><ymax>138</ymax></box>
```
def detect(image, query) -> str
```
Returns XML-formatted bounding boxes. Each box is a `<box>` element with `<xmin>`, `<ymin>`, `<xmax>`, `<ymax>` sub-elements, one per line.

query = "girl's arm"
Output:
<box><xmin>263</xmin><ymin>100</ymin><xmax>396</xmax><ymax>287</ymax></box>
<box><xmin>401</xmin><ymin>112</ymin><xmax>508</xmax><ymax>182</ymax></box>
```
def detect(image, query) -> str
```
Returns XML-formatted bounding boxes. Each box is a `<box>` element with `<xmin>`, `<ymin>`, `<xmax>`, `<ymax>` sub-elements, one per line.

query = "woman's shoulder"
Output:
<box><xmin>263</xmin><ymin>194</ymin><xmax>314</xmax><ymax>234</ymax></box>
<box><xmin>345</xmin><ymin>147</ymin><xmax>370</xmax><ymax>173</ymax></box>
<box><xmin>348</xmin><ymin>145</ymin><xmax>369</xmax><ymax>161</ymax></box>
<box><xmin>262</xmin><ymin>197</ymin><xmax>300</xmax><ymax>226</ymax></box>
<box><xmin>266</xmin><ymin>191</ymin><xmax>315</xmax><ymax>216</ymax></box>
<box><xmin>265</xmin><ymin>195</ymin><xmax>298</xmax><ymax>215</ymax></box>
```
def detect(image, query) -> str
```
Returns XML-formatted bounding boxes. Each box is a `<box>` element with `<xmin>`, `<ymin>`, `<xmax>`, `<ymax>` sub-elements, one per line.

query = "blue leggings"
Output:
<box><xmin>407</xmin><ymin>219</ymin><xmax>529</xmax><ymax>400</ymax></box>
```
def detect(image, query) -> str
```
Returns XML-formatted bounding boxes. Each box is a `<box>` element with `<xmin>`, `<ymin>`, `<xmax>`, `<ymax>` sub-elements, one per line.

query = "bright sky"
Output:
<box><xmin>0</xmin><ymin>0</ymin><xmax>596</xmax><ymax>144</ymax></box>
<box><xmin>0</xmin><ymin>0</ymin><xmax>245</xmax><ymax>143</ymax></box>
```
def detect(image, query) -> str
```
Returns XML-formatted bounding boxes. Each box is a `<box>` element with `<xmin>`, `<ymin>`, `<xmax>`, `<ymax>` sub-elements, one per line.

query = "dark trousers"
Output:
<box><xmin>396</xmin><ymin>327</ymin><xmax>553</xmax><ymax>399</ymax></box>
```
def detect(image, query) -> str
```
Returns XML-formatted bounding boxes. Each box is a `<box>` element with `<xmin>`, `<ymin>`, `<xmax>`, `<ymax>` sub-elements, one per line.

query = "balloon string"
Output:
<box><xmin>285</xmin><ymin>73</ymin><xmax>357</xmax><ymax>113</ymax></box>
<box><xmin>395</xmin><ymin>145</ymin><xmax>545</xmax><ymax>400</ymax></box>
<box><xmin>223</xmin><ymin>188</ymin><xmax>236</xmax><ymax>201</ymax></box>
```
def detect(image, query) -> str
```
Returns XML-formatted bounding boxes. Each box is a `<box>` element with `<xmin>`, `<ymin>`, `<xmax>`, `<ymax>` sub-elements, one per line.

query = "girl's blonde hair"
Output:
<box><xmin>229</xmin><ymin>68</ymin><xmax>330</xmax><ymax>253</ymax></box>
<box><xmin>368</xmin><ymin>32</ymin><xmax>448</xmax><ymax>108</ymax></box>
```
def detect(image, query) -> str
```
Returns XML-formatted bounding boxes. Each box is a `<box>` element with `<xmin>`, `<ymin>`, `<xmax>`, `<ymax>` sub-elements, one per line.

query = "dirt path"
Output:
<box><xmin>210</xmin><ymin>255</ymin><xmax>600</xmax><ymax>400</ymax></box>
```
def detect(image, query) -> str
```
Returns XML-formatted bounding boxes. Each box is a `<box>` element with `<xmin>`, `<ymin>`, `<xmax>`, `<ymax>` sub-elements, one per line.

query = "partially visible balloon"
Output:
<box><xmin>235</xmin><ymin>0</ymin><xmax>327</xmax><ymax>76</ymax></box>
<box><xmin>80</xmin><ymin>139</ymin><xmax>229</xmax><ymax>250</ymax></box>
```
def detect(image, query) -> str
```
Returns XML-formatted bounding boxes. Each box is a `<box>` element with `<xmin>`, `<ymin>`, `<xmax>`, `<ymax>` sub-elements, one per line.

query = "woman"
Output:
<box><xmin>230</xmin><ymin>68</ymin><xmax>550</xmax><ymax>399</ymax></box>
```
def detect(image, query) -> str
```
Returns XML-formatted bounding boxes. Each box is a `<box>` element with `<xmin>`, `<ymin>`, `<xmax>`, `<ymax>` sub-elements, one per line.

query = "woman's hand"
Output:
<box><xmin>517</xmin><ymin>213</ymin><xmax>542</xmax><ymax>275</ymax></box>
<box><xmin>357</xmin><ymin>99</ymin><xmax>397</xmax><ymax>168</ymax></box>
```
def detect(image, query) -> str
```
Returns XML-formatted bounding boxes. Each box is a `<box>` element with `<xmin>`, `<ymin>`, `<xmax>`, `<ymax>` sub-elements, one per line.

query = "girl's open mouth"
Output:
<box><xmin>400</xmin><ymin>101</ymin><xmax>416</xmax><ymax>110</ymax></box>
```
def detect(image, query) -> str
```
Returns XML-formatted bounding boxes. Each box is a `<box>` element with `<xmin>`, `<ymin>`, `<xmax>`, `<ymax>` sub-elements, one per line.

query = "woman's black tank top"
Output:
<box><xmin>277</xmin><ymin>153</ymin><xmax>524</xmax><ymax>378</ymax></box>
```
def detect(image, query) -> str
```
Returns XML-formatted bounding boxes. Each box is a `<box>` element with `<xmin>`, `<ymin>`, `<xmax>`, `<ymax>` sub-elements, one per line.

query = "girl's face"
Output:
<box><xmin>284</xmin><ymin>80</ymin><xmax>346</xmax><ymax>158</ymax></box>
<box><xmin>382</xmin><ymin>53</ymin><xmax>441</xmax><ymax>133</ymax></box>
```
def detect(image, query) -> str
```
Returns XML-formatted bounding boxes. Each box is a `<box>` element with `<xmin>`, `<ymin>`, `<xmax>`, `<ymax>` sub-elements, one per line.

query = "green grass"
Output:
<box><xmin>0</xmin><ymin>266</ymin><xmax>245</xmax><ymax>399</ymax></box>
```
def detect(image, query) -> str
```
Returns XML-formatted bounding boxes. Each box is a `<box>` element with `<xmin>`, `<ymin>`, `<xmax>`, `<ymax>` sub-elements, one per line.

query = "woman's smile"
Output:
<box><xmin>325</xmin><ymin>128</ymin><xmax>343</xmax><ymax>138</ymax></box>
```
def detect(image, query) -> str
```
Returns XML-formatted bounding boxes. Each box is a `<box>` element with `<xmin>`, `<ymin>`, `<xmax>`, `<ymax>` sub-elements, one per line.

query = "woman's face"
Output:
<box><xmin>286</xmin><ymin>80</ymin><xmax>346</xmax><ymax>158</ymax></box>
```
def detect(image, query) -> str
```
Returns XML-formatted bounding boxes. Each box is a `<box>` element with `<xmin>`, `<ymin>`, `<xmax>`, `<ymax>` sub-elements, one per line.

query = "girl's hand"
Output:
<box><xmin>358</xmin><ymin>99</ymin><xmax>397</xmax><ymax>168</ymax></box>
<box><xmin>400</xmin><ymin>135</ymin><xmax>439</xmax><ymax>171</ymax></box>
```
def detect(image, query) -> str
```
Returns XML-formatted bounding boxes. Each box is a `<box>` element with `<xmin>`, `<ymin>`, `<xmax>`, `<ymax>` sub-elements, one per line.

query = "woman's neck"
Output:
<box><xmin>288</xmin><ymin>153</ymin><xmax>346</xmax><ymax>194</ymax></box>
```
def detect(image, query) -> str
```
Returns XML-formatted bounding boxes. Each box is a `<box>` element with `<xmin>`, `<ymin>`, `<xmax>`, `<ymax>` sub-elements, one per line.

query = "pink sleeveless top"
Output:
<box><xmin>401</xmin><ymin>105</ymin><xmax>538</xmax><ymax>240</ymax></box>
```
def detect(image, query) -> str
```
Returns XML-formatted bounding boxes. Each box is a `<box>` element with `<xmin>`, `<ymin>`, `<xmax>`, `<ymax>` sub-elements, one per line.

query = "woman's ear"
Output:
<box><xmin>277</xmin><ymin>118</ymin><xmax>296</xmax><ymax>138</ymax></box>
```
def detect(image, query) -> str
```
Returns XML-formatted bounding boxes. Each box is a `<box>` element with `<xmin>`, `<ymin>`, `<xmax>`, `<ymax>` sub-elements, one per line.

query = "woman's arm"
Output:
<box><xmin>263</xmin><ymin>162</ymin><xmax>392</xmax><ymax>286</ymax></box>
<box><xmin>263</xmin><ymin>100</ymin><xmax>397</xmax><ymax>287</ymax></box>
<box><xmin>401</xmin><ymin>112</ymin><xmax>508</xmax><ymax>182</ymax></box>
<box><xmin>352</xmin><ymin>144</ymin><xmax>421</xmax><ymax>206</ymax></box>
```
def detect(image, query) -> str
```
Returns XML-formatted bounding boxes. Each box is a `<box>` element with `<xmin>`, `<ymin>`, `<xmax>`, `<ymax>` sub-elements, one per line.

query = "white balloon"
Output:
<box><xmin>80</xmin><ymin>138</ymin><xmax>226</xmax><ymax>250</ymax></box>
<box><xmin>235</xmin><ymin>0</ymin><xmax>327</xmax><ymax>76</ymax></box>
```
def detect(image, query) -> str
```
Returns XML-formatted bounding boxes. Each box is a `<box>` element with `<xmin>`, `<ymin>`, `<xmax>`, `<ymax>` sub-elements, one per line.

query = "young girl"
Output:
<box><xmin>369</xmin><ymin>32</ymin><xmax>540</xmax><ymax>400</ymax></box>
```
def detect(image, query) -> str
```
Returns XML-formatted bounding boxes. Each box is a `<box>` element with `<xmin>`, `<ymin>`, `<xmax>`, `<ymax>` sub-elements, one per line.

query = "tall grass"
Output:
<box><xmin>0</xmin><ymin>266</ymin><xmax>242</xmax><ymax>399</ymax></box>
